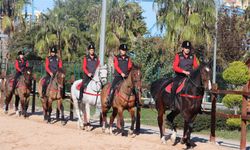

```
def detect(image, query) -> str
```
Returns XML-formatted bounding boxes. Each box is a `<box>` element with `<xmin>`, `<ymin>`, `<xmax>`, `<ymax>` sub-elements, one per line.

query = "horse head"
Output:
<box><xmin>22</xmin><ymin>66</ymin><xmax>33</xmax><ymax>86</ymax></box>
<box><xmin>54</xmin><ymin>68</ymin><xmax>65</xmax><ymax>88</ymax></box>
<box><xmin>129</xmin><ymin>64</ymin><xmax>142</xmax><ymax>91</ymax></box>
<box><xmin>189</xmin><ymin>61</ymin><xmax>212</xmax><ymax>91</ymax></box>
<box><xmin>93</xmin><ymin>64</ymin><xmax>108</xmax><ymax>86</ymax></box>
<box><xmin>200</xmin><ymin>62</ymin><xmax>212</xmax><ymax>90</ymax></box>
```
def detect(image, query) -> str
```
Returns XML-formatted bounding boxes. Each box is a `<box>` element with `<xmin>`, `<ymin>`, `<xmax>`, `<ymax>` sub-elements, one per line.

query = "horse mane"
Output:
<box><xmin>131</xmin><ymin>64</ymin><xmax>141</xmax><ymax>71</ymax></box>
<box><xmin>190</xmin><ymin>65</ymin><xmax>202</xmax><ymax>78</ymax></box>
<box><xmin>57</xmin><ymin>68</ymin><xmax>65</xmax><ymax>74</ymax></box>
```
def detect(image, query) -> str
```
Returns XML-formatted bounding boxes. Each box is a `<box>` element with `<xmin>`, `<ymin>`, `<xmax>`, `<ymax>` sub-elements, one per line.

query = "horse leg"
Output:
<box><xmin>15</xmin><ymin>95</ymin><xmax>20</xmax><ymax>116</ymax></box>
<box><xmin>117</xmin><ymin>108</ymin><xmax>125</xmax><ymax>136</ymax></box>
<box><xmin>128</xmin><ymin>108</ymin><xmax>135</xmax><ymax>136</ymax></box>
<box><xmin>166</xmin><ymin>110</ymin><xmax>180</xmax><ymax>143</ymax></box>
<box><xmin>20</xmin><ymin>97</ymin><xmax>26</xmax><ymax>117</ymax></box>
<box><xmin>101</xmin><ymin>109</ymin><xmax>108</xmax><ymax>133</ymax></box>
<box><xmin>58</xmin><ymin>99</ymin><xmax>65</xmax><ymax>125</ymax></box>
<box><xmin>109</xmin><ymin>107</ymin><xmax>118</xmax><ymax>134</ymax></box>
<box><xmin>74</xmin><ymin>100</ymin><xmax>84</xmax><ymax>130</ymax></box>
<box><xmin>85</xmin><ymin>103</ymin><xmax>91</xmax><ymax>131</ymax></box>
<box><xmin>24</xmin><ymin>97</ymin><xmax>30</xmax><ymax>118</ymax></box>
<box><xmin>4</xmin><ymin>94</ymin><xmax>11</xmax><ymax>114</ymax></box>
<box><xmin>185</xmin><ymin>121</ymin><xmax>194</xmax><ymax>149</ymax></box>
<box><xmin>157</xmin><ymin>100</ymin><xmax>166</xmax><ymax>143</ymax></box>
<box><xmin>181</xmin><ymin>120</ymin><xmax>188</xmax><ymax>145</ymax></box>
<box><xmin>47</xmin><ymin>99</ymin><xmax>53</xmax><ymax>123</ymax></box>
<box><xmin>42</xmin><ymin>98</ymin><xmax>48</xmax><ymax>121</ymax></box>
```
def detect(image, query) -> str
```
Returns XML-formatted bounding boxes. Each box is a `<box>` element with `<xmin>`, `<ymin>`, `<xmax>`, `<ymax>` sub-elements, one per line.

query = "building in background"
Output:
<box><xmin>223</xmin><ymin>0</ymin><xmax>249</xmax><ymax>9</ymax></box>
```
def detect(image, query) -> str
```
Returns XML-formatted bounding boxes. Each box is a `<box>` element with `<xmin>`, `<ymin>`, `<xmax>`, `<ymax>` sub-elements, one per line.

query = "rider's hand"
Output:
<box><xmin>183</xmin><ymin>71</ymin><xmax>190</xmax><ymax>76</ymax></box>
<box><xmin>121</xmin><ymin>73</ymin><xmax>126</xmax><ymax>78</ymax></box>
<box><xmin>49</xmin><ymin>72</ymin><xmax>53</xmax><ymax>77</ymax></box>
<box><xmin>88</xmin><ymin>73</ymin><xmax>93</xmax><ymax>78</ymax></box>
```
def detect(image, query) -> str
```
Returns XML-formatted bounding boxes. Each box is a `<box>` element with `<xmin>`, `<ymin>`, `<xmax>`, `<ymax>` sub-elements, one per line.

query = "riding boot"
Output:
<box><xmin>170</xmin><ymin>93</ymin><xmax>176</xmax><ymax>111</ymax></box>
<box><xmin>42</xmin><ymin>84</ymin><xmax>47</xmax><ymax>98</ymax></box>
<box><xmin>78</xmin><ymin>84</ymin><xmax>84</xmax><ymax>103</ymax></box>
<box><xmin>106</xmin><ymin>89</ymin><xmax>115</xmax><ymax>107</ymax></box>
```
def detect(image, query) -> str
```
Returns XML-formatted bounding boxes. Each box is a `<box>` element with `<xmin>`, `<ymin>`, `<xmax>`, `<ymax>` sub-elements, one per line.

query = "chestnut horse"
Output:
<box><xmin>150</xmin><ymin>63</ymin><xmax>211</xmax><ymax>149</ymax></box>
<box><xmin>3</xmin><ymin>67</ymin><xmax>33</xmax><ymax>117</ymax></box>
<box><xmin>101</xmin><ymin>65</ymin><xmax>142</xmax><ymax>135</ymax></box>
<box><xmin>38</xmin><ymin>68</ymin><xmax>66</xmax><ymax>125</ymax></box>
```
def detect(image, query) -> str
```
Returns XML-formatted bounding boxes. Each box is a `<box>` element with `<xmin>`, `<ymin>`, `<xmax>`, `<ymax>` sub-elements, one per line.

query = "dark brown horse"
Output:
<box><xmin>101</xmin><ymin>65</ymin><xmax>142</xmax><ymax>135</ymax></box>
<box><xmin>3</xmin><ymin>67</ymin><xmax>33</xmax><ymax>117</ymax></box>
<box><xmin>38</xmin><ymin>69</ymin><xmax>66</xmax><ymax>125</ymax></box>
<box><xmin>150</xmin><ymin>63</ymin><xmax>211</xmax><ymax>149</ymax></box>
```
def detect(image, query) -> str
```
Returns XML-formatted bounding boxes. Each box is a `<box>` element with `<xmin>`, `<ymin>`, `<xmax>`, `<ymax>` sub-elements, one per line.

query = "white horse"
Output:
<box><xmin>71</xmin><ymin>65</ymin><xmax>108</xmax><ymax>130</ymax></box>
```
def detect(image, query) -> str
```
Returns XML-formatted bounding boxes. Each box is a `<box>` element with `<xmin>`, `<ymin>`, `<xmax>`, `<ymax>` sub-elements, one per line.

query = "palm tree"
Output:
<box><xmin>1</xmin><ymin>0</ymin><xmax>30</xmax><ymax>35</ymax></box>
<box><xmin>155</xmin><ymin>0</ymin><xmax>216</xmax><ymax>52</ymax></box>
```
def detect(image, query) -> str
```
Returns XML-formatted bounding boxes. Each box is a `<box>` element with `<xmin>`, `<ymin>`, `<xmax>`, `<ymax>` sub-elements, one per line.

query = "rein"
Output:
<box><xmin>180</xmin><ymin>70</ymin><xmax>204</xmax><ymax>100</ymax></box>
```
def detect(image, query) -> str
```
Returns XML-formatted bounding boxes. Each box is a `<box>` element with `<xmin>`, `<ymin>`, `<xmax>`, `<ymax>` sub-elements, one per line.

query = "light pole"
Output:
<box><xmin>99</xmin><ymin>0</ymin><xmax>107</xmax><ymax>65</ymax></box>
<box><xmin>212</xmin><ymin>0</ymin><xmax>221</xmax><ymax>84</ymax></box>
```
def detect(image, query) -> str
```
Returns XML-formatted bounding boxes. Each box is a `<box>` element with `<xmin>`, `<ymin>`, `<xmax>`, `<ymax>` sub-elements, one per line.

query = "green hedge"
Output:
<box><xmin>226</xmin><ymin>118</ymin><xmax>241</xmax><ymax>131</ymax></box>
<box><xmin>166</xmin><ymin>112</ymin><xmax>244</xmax><ymax>132</ymax></box>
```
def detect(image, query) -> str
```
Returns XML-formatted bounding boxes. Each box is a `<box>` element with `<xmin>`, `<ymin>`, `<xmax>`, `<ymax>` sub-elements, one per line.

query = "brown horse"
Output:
<box><xmin>3</xmin><ymin>67</ymin><xmax>33</xmax><ymax>117</ymax></box>
<box><xmin>101</xmin><ymin>65</ymin><xmax>142</xmax><ymax>135</ymax></box>
<box><xmin>38</xmin><ymin>69</ymin><xmax>66</xmax><ymax>125</ymax></box>
<box><xmin>150</xmin><ymin>63</ymin><xmax>211</xmax><ymax>149</ymax></box>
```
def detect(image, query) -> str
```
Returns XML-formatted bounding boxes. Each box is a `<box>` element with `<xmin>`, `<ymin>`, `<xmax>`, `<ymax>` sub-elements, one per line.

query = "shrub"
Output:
<box><xmin>222</xmin><ymin>94</ymin><xmax>242</xmax><ymax>109</ymax></box>
<box><xmin>226</xmin><ymin>118</ymin><xmax>241</xmax><ymax>130</ymax></box>
<box><xmin>222</xmin><ymin>61</ymin><xmax>249</xmax><ymax>85</ymax></box>
<box><xmin>166</xmin><ymin>113</ymin><xmax>228</xmax><ymax>132</ymax></box>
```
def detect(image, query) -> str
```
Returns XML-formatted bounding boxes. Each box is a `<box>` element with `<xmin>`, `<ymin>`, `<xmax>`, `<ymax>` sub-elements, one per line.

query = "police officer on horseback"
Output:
<box><xmin>171</xmin><ymin>41</ymin><xmax>199</xmax><ymax>110</ymax></box>
<box><xmin>106</xmin><ymin>44</ymin><xmax>133</xmax><ymax>107</ymax></box>
<box><xmin>42</xmin><ymin>46</ymin><xmax>63</xmax><ymax>97</ymax></box>
<box><xmin>78</xmin><ymin>44</ymin><xmax>100</xmax><ymax>102</ymax></box>
<box><xmin>10</xmin><ymin>50</ymin><xmax>29</xmax><ymax>97</ymax></box>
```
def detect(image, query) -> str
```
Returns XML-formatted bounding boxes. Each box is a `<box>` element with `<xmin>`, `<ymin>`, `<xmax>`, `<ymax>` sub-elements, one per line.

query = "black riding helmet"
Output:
<box><xmin>119</xmin><ymin>44</ymin><xmax>128</xmax><ymax>51</ymax></box>
<box><xmin>50</xmin><ymin>46</ymin><xmax>57</xmax><ymax>53</ymax></box>
<box><xmin>18</xmin><ymin>50</ymin><xmax>24</xmax><ymax>56</ymax></box>
<box><xmin>88</xmin><ymin>44</ymin><xmax>95</xmax><ymax>50</ymax></box>
<box><xmin>181</xmin><ymin>41</ymin><xmax>192</xmax><ymax>49</ymax></box>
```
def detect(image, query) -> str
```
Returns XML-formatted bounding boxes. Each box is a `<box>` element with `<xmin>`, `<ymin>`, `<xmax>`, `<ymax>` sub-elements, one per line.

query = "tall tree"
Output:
<box><xmin>155</xmin><ymin>0</ymin><xmax>215</xmax><ymax>52</ymax></box>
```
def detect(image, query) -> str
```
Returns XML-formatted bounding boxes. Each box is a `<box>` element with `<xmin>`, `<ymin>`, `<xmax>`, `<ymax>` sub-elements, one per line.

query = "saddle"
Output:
<box><xmin>9</xmin><ymin>78</ymin><xmax>20</xmax><ymax>88</ymax></box>
<box><xmin>76</xmin><ymin>82</ymin><xmax>83</xmax><ymax>90</ymax></box>
<box><xmin>165</xmin><ymin>78</ymin><xmax>186</xmax><ymax>94</ymax></box>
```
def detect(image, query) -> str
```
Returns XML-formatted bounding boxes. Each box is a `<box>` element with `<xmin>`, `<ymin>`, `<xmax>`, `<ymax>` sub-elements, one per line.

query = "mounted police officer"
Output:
<box><xmin>78</xmin><ymin>44</ymin><xmax>100</xmax><ymax>102</ymax></box>
<box><xmin>106</xmin><ymin>44</ymin><xmax>133</xmax><ymax>107</ymax></box>
<box><xmin>10</xmin><ymin>50</ymin><xmax>29</xmax><ymax>97</ymax></box>
<box><xmin>171</xmin><ymin>41</ymin><xmax>199</xmax><ymax>110</ymax></box>
<box><xmin>42</xmin><ymin>46</ymin><xmax>63</xmax><ymax>97</ymax></box>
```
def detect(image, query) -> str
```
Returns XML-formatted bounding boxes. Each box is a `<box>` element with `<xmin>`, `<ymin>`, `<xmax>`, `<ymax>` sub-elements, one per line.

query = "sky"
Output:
<box><xmin>28</xmin><ymin>0</ymin><xmax>161</xmax><ymax>36</ymax></box>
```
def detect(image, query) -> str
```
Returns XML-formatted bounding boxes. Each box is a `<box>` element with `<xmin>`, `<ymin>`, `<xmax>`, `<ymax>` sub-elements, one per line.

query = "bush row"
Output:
<box><xmin>166</xmin><ymin>113</ymin><xmax>250</xmax><ymax>132</ymax></box>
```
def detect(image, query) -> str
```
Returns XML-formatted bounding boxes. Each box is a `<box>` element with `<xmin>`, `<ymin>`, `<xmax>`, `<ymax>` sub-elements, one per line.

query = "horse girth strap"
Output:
<box><xmin>180</xmin><ymin>94</ymin><xmax>203</xmax><ymax>99</ymax></box>
<box><xmin>116</xmin><ymin>91</ymin><xmax>135</xmax><ymax>103</ymax></box>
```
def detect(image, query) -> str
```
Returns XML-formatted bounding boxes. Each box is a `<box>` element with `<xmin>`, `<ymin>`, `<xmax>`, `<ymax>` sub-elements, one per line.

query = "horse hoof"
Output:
<box><xmin>15</xmin><ymin>111</ymin><xmax>19</xmax><ymax>116</ymax></box>
<box><xmin>161</xmin><ymin>136</ymin><xmax>166</xmax><ymax>144</ymax></box>
<box><xmin>102</xmin><ymin>128</ymin><xmax>106</xmax><ymax>133</ymax></box>
<box><xmin>47</xmin><ymin>120</ymin><xmax>51</xmax><ymax>124</ymax></box>
<box><xmin>61</xmin><ymin>121</ymin><xmax>66</xmax><ymax>126</ymax></box>
<box><xmin>181</xmin><ymin>138</ymin><xmax>187</xmax><ymax>144</ymax></box>
<box><xmin>128</xmin><ymin>129</ymin><xmax>134</xmax><ymax>135</ymax></box>
<box><xmin>185</xmin><ymin>145</ymin><xmax>194</xmax><ymax>150</ymax></box>
<box><xmin>4</xmin><ymin>110</ymin><xmax>8</xmax><ymax>114</ymax></box>
<box><xmin>131</xmin><ymin>133</ymin><xmax>136</xmax><ymax>138</ymax></box>
<box><xmin>171</xmin><ymin>132</ymin><xmax>177</xmax><ymax>143</ymax></box>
